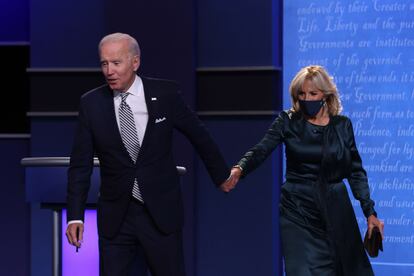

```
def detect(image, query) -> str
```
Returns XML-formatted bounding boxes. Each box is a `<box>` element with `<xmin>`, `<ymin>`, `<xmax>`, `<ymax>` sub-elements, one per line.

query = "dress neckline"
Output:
<box><xmin>305</xmin><ymin>119</ymin><xmax>329</xmax><ymax>127</ymax></box>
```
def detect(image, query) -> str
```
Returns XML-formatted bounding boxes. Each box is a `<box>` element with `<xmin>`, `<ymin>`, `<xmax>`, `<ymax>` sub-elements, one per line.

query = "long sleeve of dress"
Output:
<box><xmin>237</xmin><ymin>112</ymin><xmax>286</xmax><ymax>176</ymax></box>
<box><xmin>345</xmin><ymin>118</ymin><xmax>376</xmax><ymax>218</ymax></box>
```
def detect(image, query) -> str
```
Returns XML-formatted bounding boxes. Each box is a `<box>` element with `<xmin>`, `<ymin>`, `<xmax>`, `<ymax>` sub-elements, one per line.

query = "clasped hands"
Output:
<box><xmin>220</xmin><ymin>166</ymin><xmax>242</xmax><ymax>193</ymax></box>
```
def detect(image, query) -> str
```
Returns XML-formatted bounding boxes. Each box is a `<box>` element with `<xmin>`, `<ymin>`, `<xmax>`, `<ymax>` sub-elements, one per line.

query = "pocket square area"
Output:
<box><xmin>155</xmin><ymin>117</ymin><xmax>166</xmax><ymax>123</ymax></box>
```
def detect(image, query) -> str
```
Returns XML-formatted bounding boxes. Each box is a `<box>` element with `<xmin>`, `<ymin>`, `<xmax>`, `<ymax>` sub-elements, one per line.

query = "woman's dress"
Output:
<box><xmin>238</xmin><ymin>111</ymin><xmax>375</xmax><ymax>276</ymax></box>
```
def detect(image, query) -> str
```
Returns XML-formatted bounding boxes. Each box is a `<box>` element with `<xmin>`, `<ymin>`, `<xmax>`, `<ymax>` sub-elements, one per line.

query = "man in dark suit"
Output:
<box><xmin>66</xmin><ymin>32</ymin><xmax>229</xmax><ymax>276</ymax></box>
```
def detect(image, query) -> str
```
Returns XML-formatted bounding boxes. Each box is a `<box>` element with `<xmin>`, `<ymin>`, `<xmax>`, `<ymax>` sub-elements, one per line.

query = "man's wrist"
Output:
<box><xmin>68</xmin><ymin>220</ymin><xmax>84</xmax><ymax>225</ymax></box>
<box><xmin>232</xmin><ymin>165</ymin><xmax>243</xmax><ymax>172</ymax></box>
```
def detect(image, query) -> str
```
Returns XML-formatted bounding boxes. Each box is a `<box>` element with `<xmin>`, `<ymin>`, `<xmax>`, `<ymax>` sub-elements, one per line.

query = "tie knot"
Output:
<box><xmin>120</xmin><ymin>92</ymin><xmax>129</xmax><ymax>102</ymax></box>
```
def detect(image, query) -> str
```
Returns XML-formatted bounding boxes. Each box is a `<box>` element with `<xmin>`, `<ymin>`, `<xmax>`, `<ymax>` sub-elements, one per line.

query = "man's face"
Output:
<box><xmin>100</xmin><ymin>40</ymin><xmax>140</xmax><ymax>92</ymax></box>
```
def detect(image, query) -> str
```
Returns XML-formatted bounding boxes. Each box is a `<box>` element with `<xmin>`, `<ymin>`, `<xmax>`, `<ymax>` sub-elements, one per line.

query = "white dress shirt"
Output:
<box><xmin>113</xmin><ymin>75</ymin><xmax>148</xmax><ymax>144</ymax></box>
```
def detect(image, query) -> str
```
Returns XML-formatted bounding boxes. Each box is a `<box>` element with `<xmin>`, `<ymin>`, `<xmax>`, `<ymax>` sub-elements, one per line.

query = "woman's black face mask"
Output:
<box><xmin>299</xmin><ymin>99</ymin><xmax>324</xmax><ymax>117</ymax></box>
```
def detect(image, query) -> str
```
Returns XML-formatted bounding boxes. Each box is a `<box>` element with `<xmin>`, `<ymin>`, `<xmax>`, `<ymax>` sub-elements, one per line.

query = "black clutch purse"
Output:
<box><xmin>364</xmin><ymin>226</ymin><xmax>383</xmax><ymax>257</ymax></box>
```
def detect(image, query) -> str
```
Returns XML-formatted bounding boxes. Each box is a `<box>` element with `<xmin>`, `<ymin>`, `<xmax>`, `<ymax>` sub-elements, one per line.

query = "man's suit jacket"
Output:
<box><xmin>67</xmin><ymin>76</ymin><xmax>228</xmax><ymax>238</ymax></box>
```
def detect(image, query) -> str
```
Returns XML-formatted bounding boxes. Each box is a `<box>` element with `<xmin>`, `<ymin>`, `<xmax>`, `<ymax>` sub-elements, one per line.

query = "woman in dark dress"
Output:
<box><xmin>221</xmin><ymin>65</ymin><xmax>384</xmax><ymax>275</ymax></box>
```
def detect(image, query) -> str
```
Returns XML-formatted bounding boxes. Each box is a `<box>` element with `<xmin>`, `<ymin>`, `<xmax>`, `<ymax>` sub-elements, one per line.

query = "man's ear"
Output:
<box><xmin>133</xmin><ymin>55</ymin><xmax>140</xmax><ymax>72</ymax></box>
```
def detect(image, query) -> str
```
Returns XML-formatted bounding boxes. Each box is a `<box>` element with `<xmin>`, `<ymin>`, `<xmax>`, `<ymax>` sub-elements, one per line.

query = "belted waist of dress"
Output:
<box><xmin>285</xmin><ymin>177</ymin><xmax>344</xmax><ymax>186</ymax></box>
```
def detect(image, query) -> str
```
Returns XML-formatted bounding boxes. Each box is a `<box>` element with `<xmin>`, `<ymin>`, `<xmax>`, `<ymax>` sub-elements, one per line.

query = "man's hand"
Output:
<box><xmin>220</xmin><ymin>167</ymin><xmax>242</xmax><ymax>193</ymax></box>
<box><xmin>66</xmin><ymin>222</ymin><xmax>84</xmax><ymax>248</ymax></box>
<box><xmin>367</xmin><ymin>215</ymin><xmax>384</xmax><ymax>239</ymax></box>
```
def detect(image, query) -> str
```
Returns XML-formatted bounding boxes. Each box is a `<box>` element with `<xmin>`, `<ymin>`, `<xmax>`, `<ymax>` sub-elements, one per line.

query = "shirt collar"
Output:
<box><xmin>113</xmin><ymin>75</ymin><xmax>143</xmax><ymax>98</ymax></box>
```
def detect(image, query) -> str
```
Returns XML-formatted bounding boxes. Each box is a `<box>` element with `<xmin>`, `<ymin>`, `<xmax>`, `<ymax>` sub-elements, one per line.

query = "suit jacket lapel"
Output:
<box><xmin>138</xmin><ymin>77</ymin><xmax>156</xmax><ymax>162</ymax></box>
<box><xmin>100</xmin><ymin>85</ymin><xmax>134</xmax><ymax>165</ymax></box>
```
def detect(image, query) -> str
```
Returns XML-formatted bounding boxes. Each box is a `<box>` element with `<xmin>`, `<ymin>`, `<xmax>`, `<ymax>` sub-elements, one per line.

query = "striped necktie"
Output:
<box><xmin>119</xmin><ymin>92</ymin><xmax>144</xmax><ymax>202</ymax></box>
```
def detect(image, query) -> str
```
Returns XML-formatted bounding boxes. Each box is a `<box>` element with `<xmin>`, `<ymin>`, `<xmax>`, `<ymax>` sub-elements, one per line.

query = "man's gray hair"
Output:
<box><xmin>99</xmin><ymin>32</ymin><xmax>141</xmax><ymax>57</ymax></box>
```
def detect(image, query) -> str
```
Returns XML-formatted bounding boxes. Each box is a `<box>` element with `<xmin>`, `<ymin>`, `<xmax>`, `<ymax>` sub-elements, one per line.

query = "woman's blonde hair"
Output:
<box><xmin>289</xmin><ymin>65</ymin><xmax>342</xmax><ymax>115</ymax></box>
